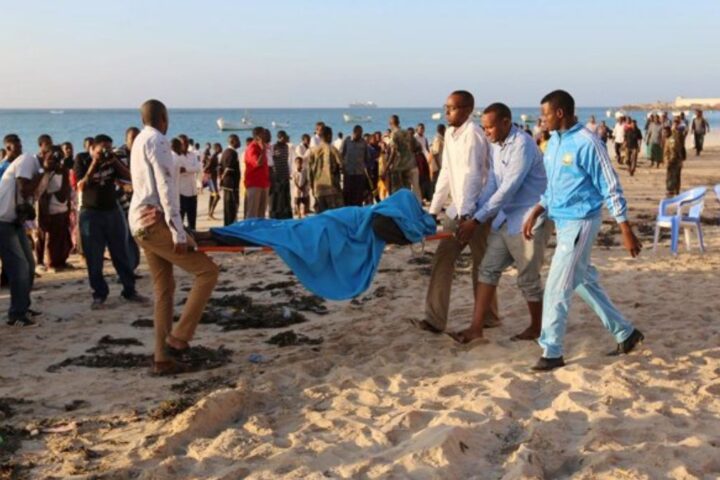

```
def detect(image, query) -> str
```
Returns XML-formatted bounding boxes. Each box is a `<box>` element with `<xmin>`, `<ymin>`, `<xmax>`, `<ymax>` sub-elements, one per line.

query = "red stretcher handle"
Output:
<box><xmin>196</xmin><ymin>232</ymin><xmax>453</xmax><ymax>253</ymax></box>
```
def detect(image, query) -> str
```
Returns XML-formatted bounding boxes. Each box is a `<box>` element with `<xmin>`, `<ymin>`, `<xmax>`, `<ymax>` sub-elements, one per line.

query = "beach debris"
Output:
<box><xmin>0</xmin><ymin>398</ymin><xmax>31</xmax><ymax>420</ymax></box>
<box><xmin>64</xmin><ymin>400</ymin><xmax>90</xmax><ymax>412</ymax></box>
<box><xmin>0</xmin><ymin>425</ymin><xmax>26</xmax><ymax>455</ymax></box>
<box><xmin>41</xmin><ymin>421</ymin><xmax>78</xmax><ymax>434</ymax></box>
<box><xmin>266</xmin><ymin>330</ymin><xmax>324</xmax><ymax>347</ymax></box>
<box><xmin>248</xmin><ymin>353</ymin><xmax>265</xmax><ymax>364</ymax></box>
<box><xmin>170</xmin><ymin>376</ymin><xmax>236</xmax><ymax>396</ymax></box>
<box><xmin>247</xmin><ymin>280</ymin><xmax>297</xmax><ymax>292</ymax></box>
<box><xmin>203</xmin><ymin>294</ymin><xmax>308</xmax><ymax>330</ymax></box>
<box><xmin>48</xmin><ymin>334</ymin><xmax>233</xmax><ymax>372</ymax></box>
<box><xmin>131</xmin><ymin>318</ymin><xmax>154</xmax><ymax>328</ymax></box>
<box><xmin>148</xmin><ymin>398</ymin><xmax>195</xmax><ymax>420</ymax></box>
<box><xmin>408</xmin><ymin>254</ymin><xmax>433</xmax><ymax>265</ymax></box>
<box><xmin>285</xmin><ymin>295</ymin><xmax>328</xmax><ymax>315</ymax></box>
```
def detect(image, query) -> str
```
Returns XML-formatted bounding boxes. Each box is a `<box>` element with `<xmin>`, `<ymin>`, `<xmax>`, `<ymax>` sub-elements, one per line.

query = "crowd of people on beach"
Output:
<box><xmin>2</xmin><ymin>91</ymin><xmax>710</xmax><ymax>372</ymax></box>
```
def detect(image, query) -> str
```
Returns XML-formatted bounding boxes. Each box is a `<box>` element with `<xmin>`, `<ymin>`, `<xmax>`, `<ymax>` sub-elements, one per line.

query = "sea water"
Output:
<box><xmin>1</xmin><ymin>107</ymin><xmax>717</xmax><ymax>151</ymax></box>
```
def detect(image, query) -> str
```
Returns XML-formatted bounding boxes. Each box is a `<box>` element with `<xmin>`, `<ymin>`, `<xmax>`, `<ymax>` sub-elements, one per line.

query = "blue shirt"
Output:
<box><xmin>472</xmin><ymin>126</ymin><xmax>547</xmax><ymax>235</ymax></box>
<box><xmin>0</xmin><ymin>160</ymin><xmax>9</xmax><ymax>179</ymax></box>
<box><xmin>539</xmin><ymin>123</ymin><xmax>627</xmax><ymax>225</ymax></box>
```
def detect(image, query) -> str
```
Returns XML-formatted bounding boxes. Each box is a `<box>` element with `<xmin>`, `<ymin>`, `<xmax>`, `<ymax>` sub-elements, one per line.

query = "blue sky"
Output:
<box><xmin>1</xmin><ymin>0</ymin><xmax>718</xmax><ymax>108</ymax></box>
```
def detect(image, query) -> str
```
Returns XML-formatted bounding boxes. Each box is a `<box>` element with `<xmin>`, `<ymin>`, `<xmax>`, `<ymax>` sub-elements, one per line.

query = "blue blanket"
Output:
<box><xmin>210</xmin><ymin>190</ymin><xmax>436</xmax><ymax>300</ymax></box>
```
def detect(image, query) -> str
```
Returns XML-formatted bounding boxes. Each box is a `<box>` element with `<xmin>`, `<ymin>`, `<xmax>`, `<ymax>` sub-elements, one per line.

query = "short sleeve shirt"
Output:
<box><xmin>0</xmin><ymin>154</ymin><xmax>41</xmax><ymax>222</ymax></box>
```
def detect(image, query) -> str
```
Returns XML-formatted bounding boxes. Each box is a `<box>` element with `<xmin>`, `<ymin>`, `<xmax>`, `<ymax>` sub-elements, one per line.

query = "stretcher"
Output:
<box><xmin>196</xmin><ymin>232</ymin><xmax>453</xmax><ymax>254</ymax></box>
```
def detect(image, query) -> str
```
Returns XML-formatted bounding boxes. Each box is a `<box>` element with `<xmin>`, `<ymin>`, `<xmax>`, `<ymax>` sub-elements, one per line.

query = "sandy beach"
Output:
<box><xmin>2</xmin><ymin>148</ymin><xmax>720</xmax><ymax>479</ymax></box>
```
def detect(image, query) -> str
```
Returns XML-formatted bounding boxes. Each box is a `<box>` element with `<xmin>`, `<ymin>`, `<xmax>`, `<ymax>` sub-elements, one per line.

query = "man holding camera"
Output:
<box><xmin>0</xmin><ymin>134</ymin><xmax>45</xmax><ymax>326</ymax></box>
<box><xmin>74</xmin><ymin>134</ymin><xmax>148</xmax><ymax>309</ymax></box>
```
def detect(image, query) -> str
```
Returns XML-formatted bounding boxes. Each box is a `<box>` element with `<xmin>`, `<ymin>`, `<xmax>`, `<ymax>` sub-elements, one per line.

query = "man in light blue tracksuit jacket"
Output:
<box><xmin>523</xmin><ymin>90</ymin><xmax>644</xmax><ymax>372</ymax></box>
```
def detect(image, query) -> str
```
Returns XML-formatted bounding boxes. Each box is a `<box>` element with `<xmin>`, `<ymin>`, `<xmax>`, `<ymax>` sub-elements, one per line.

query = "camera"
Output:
<box><xmin>101</xmin><ymin>147</ymin><xmax>114</xmax><ymax>162</ymax></box>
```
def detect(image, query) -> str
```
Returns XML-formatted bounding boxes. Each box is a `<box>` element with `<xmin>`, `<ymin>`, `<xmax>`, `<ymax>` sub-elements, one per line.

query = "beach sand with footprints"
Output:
<box><xmin>2</xmin><ymin>149</ymin><xmax>720</xmax><ymax>479</ymax></box>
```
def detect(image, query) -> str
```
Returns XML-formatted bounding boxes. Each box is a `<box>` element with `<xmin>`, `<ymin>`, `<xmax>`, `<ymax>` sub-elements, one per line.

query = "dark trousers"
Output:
<box><xmin>180</xmin><ymin>195</ymin><xmax>198</xmax><ymax>230</ymax></box>
<box><xmin>0</xmin><ymin>222</ymin><xmax>35</xmax><ymax>320</ymax></box>
<box><xmin>223</xmin><ymin>188</ymin><xmax>239</xmax><ymax>226</ymax></box>
<box><xmin>270</xmin><ymin>179</ymin><xmax>293</xmax><ymax>219</ymax></box>
<box><xmin>122</xmin><ymin>208</ymin><xmax>140</xmax><ymax>271</ymax></box>
<box><xmin>36</xmin><ymin>213</ymin><xmax>72</xmax><ymax>268</ymax></box>
<box><xmin>79</xmin><ymin>207</ymin><xmax>136</xmax><ymax>300</ymax></box>
<box><xmin>614</xmin><ymin>142</ymin><xmax>624</xmax><ymax>164</ymax></box>
<box><xmin>694</xmin><ymin>133</ymin><xmax>705</xmax><ymax>155</ymax></box>
<box><xmin>343</xmin><ymin>174</ymin><xmax>368</xmax><ymax>207</ymax></box>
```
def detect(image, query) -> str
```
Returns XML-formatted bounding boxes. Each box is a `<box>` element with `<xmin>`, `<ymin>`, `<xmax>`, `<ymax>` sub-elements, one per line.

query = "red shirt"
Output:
<box><xmin>244</xmin><ymin>141</ymin><xmax>270</xmax><ymax>189</ymax></box>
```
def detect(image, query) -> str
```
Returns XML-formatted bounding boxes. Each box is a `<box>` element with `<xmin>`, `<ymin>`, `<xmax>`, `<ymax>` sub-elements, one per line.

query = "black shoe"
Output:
<box><xmin>91</xmin><ymin>297</ymin><xmax>108</xmax><ymax>310</ymax></box>
<box><xmin>608</xmin><ymin>329</ymin><xmax>644</xmax><ymax>356</ymax></box>
<box><xmin>532</xmin><ymin>356</ymin><xmax>565</xmax><ymax>371</ymax></box>
<box><xmin>6</xmin><ymin>316</ymin><xmax>38</xmax><ymax>328</ymax></box>
<box><xmin>122</xmin><ymin>293</ymin><xmax>150</xmax><ymax>305</ymax></box>
<box><xmin>27</xmin><ymin>309</ymin><xmax>42</xmax><ymax>317</ymax></box>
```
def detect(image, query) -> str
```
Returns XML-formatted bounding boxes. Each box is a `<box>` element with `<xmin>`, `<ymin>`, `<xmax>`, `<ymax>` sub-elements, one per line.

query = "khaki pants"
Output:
<box><xmin>389</xmin><ymin>168</ymin><xmax>422</xmax><ymax>203</ymax></box>
<box><xmin>425</xmin><ymin>218</ymin><xmax>499</xmax><ymax>330</ymax></box>
<box><xmin>135</xmin><ymin>223</ymin><xmax>219</xmax><ymax>362</ymax></box>
<box><xmin>245</xmin><ymin>187</ymin><xmax>269</xmax><ymax>219</ymax></box>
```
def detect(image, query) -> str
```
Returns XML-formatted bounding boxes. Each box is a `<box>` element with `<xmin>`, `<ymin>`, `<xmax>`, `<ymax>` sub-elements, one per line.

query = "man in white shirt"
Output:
<box><xmin>177</xmin><ymin>135</ymin><xmax>202</xmax><ymax>230</ymax></box>
<box><xmin>414</xmin><ymin>123</ymin><xmax>430</xmax><ymax>160</ymax></box>
<box><xmin>332</xmin><ymin>132</ymin><xmax>344</xmax><ymax>151</ymax></box>
<box><xmin>0</xmin><ymin>134</ymin><xmax>45</xmax><ymax>327</ymax></box>
<box><xmin>585</xmin><ymin>115</ymin><xmax>598</xmax><ymax>134</ymax></box>
<box><xmin>612</xmin><ymin>117</ymin><xmax>626</xmax><ymax>164</ymax></box>
<box><xmin>420</xmin><ymin>91</ymin><xmax>499</xmax><ymax>333</ymax></box>
<box><xmin>129</xmin><ymin>99</ymin><xmax>219</xmax><ymax>376</ymax></box>
<box><xmin>310</xmin><ymin>121</ymin><xmax>325</xmax><ymax>148</ymax></box>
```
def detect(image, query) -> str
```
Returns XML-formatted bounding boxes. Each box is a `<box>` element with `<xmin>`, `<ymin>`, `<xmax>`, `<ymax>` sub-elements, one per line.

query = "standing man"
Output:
<box><xmin>129</xmin><ymin>99</ymin><xmax>219</xmax><ymax>375</ymax></box>
<box><xmin>690</xmin><ymin>110</ymin><xmax>710</xmax><ymax>156</ymax></box>
<box><xmin>646</xmin><ymin>115</ymin><xmax>663</xmax><ymax>168</ymax></box>
<box><xmin>585</xmin><ymin>115</ymin><xmax>598</xmax><ymax>135</ymax></box>
<box><xmin>421</xmin><ymin>90</ymin><xmax>499</xmax><ymax>333</ymax></box>
<box><xmin>624</xmin><ymin>119</ymin><xmax>642</xmax><ymax>176</ymax></box>
<box><xmin>220</xmin><ymin>134</ymin><xmax>241</xmax><ymax>225</ymax></box>
<box><xmin>0</xmin><ymin>134</ymin><xmax>46</xmax><ymax>326</ymax></box>
<box><xmin>450</xmin><ymin>103</ymin><xmax>549</xmax><ymax>343</ymax></box>
<box><xmin>386</xmin><ymin>115</ymin><xmax>421</xmax><ymax>201</ymax></box>
<box><xmin>340</xmin><ymin>125</ymin><xmax>371</xmax><ymax>207</ymax></box>
<box><xmin>177</xmin><ymin>135</ymin><xmax>202</xmax><ymax>230</ymax></box>
<box><xmin>612</xmin><ymin>116</ymin><xmax>626</xmax><ymax>164</ymax></box>
<box><xmin>308</xmin><ymin>126</ymin><xmax>343</xmax><ymax>213</ymax></box>
<box><xmin>523</xmin><ymin>90</ymin><xmax>643</xmax><ymax>371</ymax></box>
<box><xmin>115</xmin><ymin>127</ymin><xmax>141</xmax><ymax>272</ymax></box>
<box><xmin>429</xmin><ymin>124</ymin><xmax>446</xmax><ymax>187</ymax></box>
<box><xmin>270</xmin><ymin>130</ymin><xmax>293</xmax><ymax>219</ymax></box>
<box><xmin>75</xmin><ymin>134</ymin><xmax>147</xmax><ymax>309</ymax></box>
<box><xmin>244</xmin><ymin>127</ymin><xmax>270</xmax><ymax>219</ymax></box>
<box><xmin>310</xmin><ymin>122</ymin><xmax>325</xmax><ymax>148</ymax></box>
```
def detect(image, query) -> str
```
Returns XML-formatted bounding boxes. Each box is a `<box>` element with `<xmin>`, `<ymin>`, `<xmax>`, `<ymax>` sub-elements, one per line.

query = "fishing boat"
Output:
<box><xmin>431</xmin><ymin>112</ymin><xmax>442</xmax><ymax>121</ymax></box>
<box><xmin>343</xmin><ymin>113</ymin><xmax>372</xmax><ymax>123</ymax></box>
<box><xmin>49</xmin><ymin>110</ymin><xmax>64</xmax><ymax>115</ymax></box>
<box><xmin>271</xmin><ymin>121</ymin><xmax>290</xmax><ymax>129</ymax></box>
<box><xmin>217</xmin><ymin>117</ymin><xmax>254</xmax><ymax>131</ymax></box>
<box><xmin>348</xmin><ymin>101</ymin><xmax>377</xmax><ymax>109</ymax></box>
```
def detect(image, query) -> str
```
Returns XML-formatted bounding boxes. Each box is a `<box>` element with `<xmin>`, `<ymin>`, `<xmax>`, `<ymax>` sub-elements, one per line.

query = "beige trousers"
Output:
<box><xmin>244</xmin><ymin>187</ymin><xmax>269</xmax><ymax>219</ymax></box>
<box><xmin>425</xmin><ymin>218</ymin><xmax>499</xmax><ymax>330</ymax></box>
<box><xmin>135</xmin><ymin>223</ymin><xmax>219</xmax><ymax>362</ymax></box>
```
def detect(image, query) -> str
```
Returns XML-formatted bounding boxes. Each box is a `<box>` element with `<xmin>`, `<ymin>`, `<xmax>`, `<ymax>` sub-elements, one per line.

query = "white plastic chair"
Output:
<box><xmin>653</xmin><ymin>186</ymin><xmax>707</xmax><ymax>255</ymax></box>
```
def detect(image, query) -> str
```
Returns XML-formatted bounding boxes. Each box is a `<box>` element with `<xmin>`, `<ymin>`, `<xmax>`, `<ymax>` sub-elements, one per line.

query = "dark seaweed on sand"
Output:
<box><xmin>202</xmin><ymin>294</ymin><xmax>310</xmax><ymax>330</ymax></box>
<box><xmin>266</xmin><ymin>330</ymin><xmax>324</xmax><ymax>347</ymax></box>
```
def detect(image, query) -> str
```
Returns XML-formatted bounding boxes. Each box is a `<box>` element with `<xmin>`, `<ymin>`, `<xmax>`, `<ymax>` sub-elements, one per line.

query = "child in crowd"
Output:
<box><xmin>292</xmin><ymin>157</ymin><xmax>310</xmax><ymax>218</ymax></box>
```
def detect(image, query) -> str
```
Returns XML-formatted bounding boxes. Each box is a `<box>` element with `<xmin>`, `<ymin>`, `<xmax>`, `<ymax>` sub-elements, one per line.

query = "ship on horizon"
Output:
<box><xmin>349</xmin><ymin>101</ymin><xmax>378</xmax><ymax>109</ymax></box>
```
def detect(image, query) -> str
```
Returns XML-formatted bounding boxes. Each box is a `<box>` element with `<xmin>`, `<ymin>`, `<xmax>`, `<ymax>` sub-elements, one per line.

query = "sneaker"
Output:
<box><xmin>6</xmin><ymin>316</ymin><xmax>38</xmax><ymax>328</ymax></box>
<box><xmin>531</xmin><ymin>356</ymin><xmax>565</xmax><ymax>372</ymax></box>
<box><xmin>91</xmin><ymin>298</ymin><xmax>108</xmax><ymax>310</ymax></box>
<box><xmin>123</xmin><ymin>293</ymin><xmax>150</xmax><ymax>305</ymax></box>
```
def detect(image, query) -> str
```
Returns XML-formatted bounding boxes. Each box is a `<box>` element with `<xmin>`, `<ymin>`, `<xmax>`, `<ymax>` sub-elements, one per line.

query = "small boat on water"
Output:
<box><xmin>271</xmin><ymin>121</ymin><xmax>290</xmax><ymax>129</ymax></box>
<box><xmin>349</xmin><ymin>101</ymin><xmax>377</xmax><ymax>108</ymax></box>
<box><xmin>217</xmin><ymin>117</ymin><xmax>254</xmax><ymax>131</ymax></box>
<box><xmin>49</xmin><ymin>110</ymin><xmax>64</xmax><ymax>114</ymax></box>
<box><xmin>343</xmin><ymin>113</ymin><xmax>372</xmax><ymax>123</ymax></box>
<box><xmin>431</xmin><ymin>112</ymin><xmax>442</xmax><ymax>121</ymax></box>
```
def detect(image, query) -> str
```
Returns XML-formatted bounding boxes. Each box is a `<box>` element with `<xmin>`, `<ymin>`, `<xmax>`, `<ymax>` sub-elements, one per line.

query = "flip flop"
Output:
<box><xmin>448</xmin><ymin>331</ymin><xmax>489</xmax><ymax>346</ymax></box>
<box><xmin>510</xmin><ymin>332</ymin><xmax>540</xmax><ymax>342</ymax></box>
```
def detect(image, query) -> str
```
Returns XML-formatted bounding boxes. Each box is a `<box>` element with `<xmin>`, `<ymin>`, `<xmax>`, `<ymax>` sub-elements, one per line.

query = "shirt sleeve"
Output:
<box><xmin>428</xmin><ymin>141</ymin><xmax>451</xmax><ymax>215</ymax></box>
<box><xmin>473</xmin><ymin>142</ymin><xmax>534</xmax><ymax>223</ymax></box>
<box><xmin>16</xmin><ymin>155</ymin><xmax>39</xmax><ymax>180</ymax></box>
<box><xmin>579</xmin><ymin>137</ymin><xmax>628</xmax><ymax>223</ymax></box>
<box><xmin>459</xmin><ymin>131</ymin><xmax>489</xmax><ymax>217</ymax></box>
<box><xmin>185</xmin><ymin>153</ymin><xmax>202</xmax><ymax>173</ymax></box>
<box><xmin>73</xmin><ymin>156</ymin><xmax>87</xmax><ymax>182</ymax></box>
<box><xmin>149</xmin><ymin>137</ymin><xmax>186</xmax><ymax>243</ymax></box>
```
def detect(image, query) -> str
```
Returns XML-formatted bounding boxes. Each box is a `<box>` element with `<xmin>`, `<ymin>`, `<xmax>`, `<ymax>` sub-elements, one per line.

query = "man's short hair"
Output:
<box><xmin>140</xmin><ymin>99</ymin><xmax>167</xmax><ymax>126</ymax></box>
<box><xmin>301</xmin><ymin>133</ymin><xmax>310</xmax><ymax>141</ymax></box>
<box><xmin>252</xmin><ymin>127</ymin><xmax>264</xmax><ymax>139</ymax></box>
<box><xmin>390</xmin><ymin>115</ymin><xmax>400</xmax><ymax>125</ymax></box>
<box><xmin>37</xmin><ymin>134</ymin><xmax>53</xmax><ymax>146</ymax></box>
<box><xmin>450</xmin><ymin>90</ymin><xmax>475</xmax><ymax>109</ymax></box>
<box><xmin>321</xmin><ymin>126</ymin><xmax>333</xmax><ymax>142</ymax></box>
<box><xmin>315</xmin><ymin>121</ymin><xmax>325</xmax><ymax>128</ymax></box>
<box><xmin>126</xmin><ymin>126</ymin><xmax>140</xmax><ymax>136</ymax></box>
<box><xmin>3</xmin><ymin>134</ymin><xmax>20</xmax><ymax>145</ymax></box>
<box><xmin>61</xmin><ymin>141</ymin><xmax>72</xmax><ymax>149</ymax></box>
<box><xmin>93</xmin><ymin>134</ymin><xmax>113</xmax><ymax>145</ymax></box>
<box><xmin>541</xmin><ymin>90</ymin><xmax>575</xmax><ymax>117</ymax></box>
<box><xmin>483</xmin><ymin>102</ymin><xmax>512</xmax><ymax>121</ymax></box>
<box><xmin>228</xmin><ymin>134</ymin><xmax>239</xmax><ymax>143</ymax></box>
